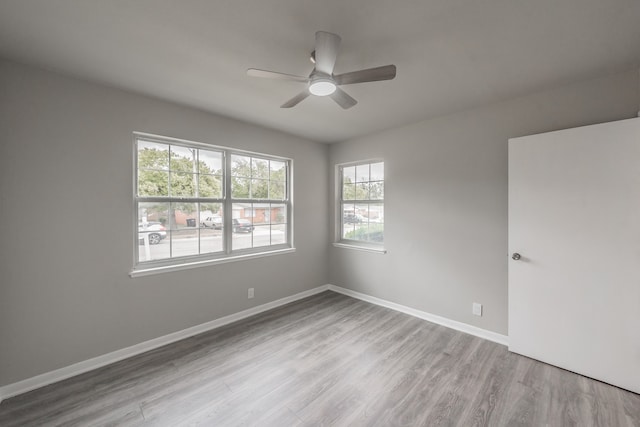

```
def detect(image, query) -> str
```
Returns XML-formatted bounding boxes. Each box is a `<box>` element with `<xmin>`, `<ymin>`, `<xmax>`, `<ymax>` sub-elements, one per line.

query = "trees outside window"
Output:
<box><xmin>339</xmin><ymin>161</ymin><xmax>384</xmax><ymax>246</ymax></box>
<box><xmin>135</xmin><ymin>135</ymin><xmax>291</xmax><ymax>268</ymax></box>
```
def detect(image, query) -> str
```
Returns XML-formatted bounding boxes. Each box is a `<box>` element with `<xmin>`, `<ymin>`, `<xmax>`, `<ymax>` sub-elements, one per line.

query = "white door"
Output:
<box><xmin>508</xmin><ymin>118</ymin><xmax>640</xmax><ymax>394</ymax></box>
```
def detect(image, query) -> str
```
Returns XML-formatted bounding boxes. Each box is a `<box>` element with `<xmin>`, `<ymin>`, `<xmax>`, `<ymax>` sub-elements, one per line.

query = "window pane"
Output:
<box><xmin>344</xmin><ymin>222</ymin><xmax>369</xmax><ymax>241</ymax></box>
<box><xmin>271</xmin><ymin>223</ymin><xmax>287</xmax><ymax>245</ymax></box>
<box><xmin>199</xmin><ymin>150</ymin><xmax>222</xmax><ymax>174</ymax></box>
<box><xmin>251</xmin><ymin>179</ymin><xmax>268</xmax><ymax>199</ymax></box>
<box><xmin>342</xmin><ymin>221</ymin><xmax>356</xmax><ymax>239</ymax></box>
<box><xmin>138</xmin><ymin>202</ymin><xmax>169</xmax><ymax>262</ymax></box>
<box><xmin>171</xmin><ymin>229</ymin><xmax>199</xmax><ymax>258</ymax></box>
<box><xmin>370</xmin><ymin>181</ymin><xmax>384</xmax><ymax>200</ymax></box>
<box><xmin>170</xmin><ymin>172</ymin><xmax>196</xmax><ymax>197</ymax></box>
<box><xmin>370</xmin><ymin>203</ymin><xmax>384</xmax><ymax>224</ymax></box>
<box><xmin>232</xmin><ymin>232</ymin><xmax>252</xmax><ymax>249</ymax></box>
<box><xmin>252</xmin><ymin>158</ymin><xmax>269</xmax><ymax>179</ymax></box>
<box><xmin>343</xmin><ymin>204</ymin><xmax>385</xmax><ymax>243</ymax></box>
<box><xmin>343</xmin><ymin>203</ymin><xmax>356</xmax><ymax>226</ymax></box>
<box><xmin>138</xmin><ymin>140</ymin><xmax>169</xmax><ymax>170</ymax></box>
<box><xmin>270</xmin><ymin>160</ymin><xmax>286</xmax><ymax>181</ymax></box>
<box><xmin>231</xmin><ymin>155</ymin><xmax>251</xmax><ymax>178</ymax></box>
<box><xmin>343</xmin><ymin>183</ymin><xmax>355</xmax><ymax>201</ymax></box>
<box><xmin>199</xmin><ymin>174</ymin><xmax>222</xmax><ymax>198</ymax></box>
<box><xmin>231</xmin><ymin>177</ymin><xmax>250</xmax><ymax>198</ymax></box>
<box><xmin>253</xmin><ymin>225</ymin><xmax>271</xmax><ymax>247</ymax></box>
<box><xmin>138</xmin><ymin>237</ymin><xmax>169</xmax><ymax>262</ymax></box>
<box><xmin>339</xmin><ymin>162</ymin><xmax>384</xmax><ymax>246</ymax></box>
<box><xmin>356</xmin><ymin>164</ymin><xmax>369</xmax><ymax>182</ymax></box>
<box><xmin>200</xmin><ymin>226</ymin><xmax>223</xmax><ymax>254</ymax></box>
<box><xmin>253</xmin><ymin>203</ymin><xmax>270</xmax><ymax>225</ymax></box>
<box><xmin>138</xmin><ymin>202</ymin><xmax>169</xmax><ymax>226</ymax></box>
<box><xmin>355</xmin><ymin>204</ymin><xmax>370</xmax><ymax>225</ymax></box>
<box><xmin>271</xmin><ymin>203</ymin><xmax>287</xmax><ymax>224</ymax></box>
<box><xmin>169</xmin><ymin>202</ymin><xmax>197</xmax><ymax>230</ymax></box>
<box><xmin>199</xmin><ymin>202</ymin><xmax>223</xmax><ymax>228</ymax></box>
<box><xmin>269</xmin><ymin>180</ymin><xmax>285</xmax><ymax>200</ymax></box>
<box><xmin>370</xmin><ymin>162</ymin><xmax>384</xmax><ymax>180</ymax></box>
<box><xmin>367</xmin><ymin>223</ymin><xmax>384</xmax><ymax>242</ymax></box>
<box><xmin>232</xmin><ymin>206</ymin><xmax>254</xmax><ymax>250</ymax></box>
<box><xmin>138</xmin><ymin>169</ymin><xmax>169</xmax><ymax>196</ymax></box>
<box><xmin>355</xmin><ymin>182</ymin><xmax>369</xmax><ymax>200</ymax></box>
<box><xmin>170</xmin><ymin>145</ymin><xmax>196</xmax><ymax>173</ymax></box>
<box><xmin>343</xmin><ymin>166</ymin><xmax>355</xmax><ymax>184</ymax></box>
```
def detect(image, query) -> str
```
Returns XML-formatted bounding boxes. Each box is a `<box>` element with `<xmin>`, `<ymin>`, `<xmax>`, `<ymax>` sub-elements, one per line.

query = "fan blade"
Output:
<box><xmin>247</xmin><ymin>69</ymin><xmax>308</xmax><ymax>83</ymax></box>
<box><xmin>281</xmin><ymin>90</ymin><xmax>310</xmax><ymax>108</ymax></box>
<box><xmin>314</xmin><ymin>31</ymin><xmax>341</xmax><ymax>75</ymax></box>
<box><xmin>334</xmin><ymin>65</ymin><xmax>396</xmax><ymax>85</ymax></box>
<box><xmin>330</xmin><ymin>87</ymin><xmax>357</xmax><ymax>109</ymax></box>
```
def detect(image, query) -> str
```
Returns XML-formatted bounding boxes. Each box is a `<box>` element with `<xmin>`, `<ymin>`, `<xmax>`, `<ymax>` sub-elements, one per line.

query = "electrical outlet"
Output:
<box><xmin>472</xmin><ymin>302</ymin><xmax>482</xmax><ymax>316</ymax></box>
<box><xmin>248</xmin><ymin>288</ymin><xmax>254</xmax><ymax>299</ymax></box>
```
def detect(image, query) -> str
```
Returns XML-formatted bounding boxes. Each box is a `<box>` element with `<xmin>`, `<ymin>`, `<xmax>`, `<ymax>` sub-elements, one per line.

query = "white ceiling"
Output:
<box><xmin>1</xmin><ymin>0</ymin><xmax>639</xmax><ymax>143</ymax></box>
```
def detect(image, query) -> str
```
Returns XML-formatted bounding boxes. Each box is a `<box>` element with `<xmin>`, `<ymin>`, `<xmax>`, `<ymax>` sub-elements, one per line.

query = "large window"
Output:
<box><xmin>339</xmin><ymin>161</ymin><xmax>384</xmax><ymax>247</ymax></box>
<box><xmin>134</xmin><ymin>134</ymin><xmax>291</xmax><ymax>271</ymax></box>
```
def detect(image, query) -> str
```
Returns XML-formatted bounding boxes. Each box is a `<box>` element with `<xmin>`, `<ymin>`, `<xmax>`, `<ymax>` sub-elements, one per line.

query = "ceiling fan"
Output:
<box><xmin>247</xmin><ymin>31</ymin><xmax>396</xmax><ymax>109</ymax></box>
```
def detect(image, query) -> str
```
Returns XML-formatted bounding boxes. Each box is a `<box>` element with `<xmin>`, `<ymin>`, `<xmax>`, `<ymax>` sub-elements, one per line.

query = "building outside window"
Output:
<box><xmin>134</xmin><ymin>133</ymin><xmax>291</xmax><ymax>271</ymax></box>
<box><xmin>338</xmin><ymin>160</ymin><xmax>384</xmax><ymax>248</ymax></box>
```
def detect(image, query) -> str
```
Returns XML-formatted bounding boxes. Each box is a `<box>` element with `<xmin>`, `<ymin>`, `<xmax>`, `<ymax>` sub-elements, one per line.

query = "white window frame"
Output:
<box><xmin>335</xmin><ymin>160</ymin><xmax>386</xmax><ymax>253</ymax></box>
<box><xmin>131</xmin><ymin>132</ymin><xmax>293</xmax><ymax>276</ymax></box>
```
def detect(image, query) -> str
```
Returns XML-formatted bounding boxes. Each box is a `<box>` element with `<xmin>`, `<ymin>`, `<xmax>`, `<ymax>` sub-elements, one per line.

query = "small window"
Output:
<box><xmin>339</xmin><ymin>161</ymin><xmax>384</xmax><ymax>247</ymax></box>
<box><xmin>134</xmin><ymin>134</ymin><xmax>292</xmax><ymax>271</ymax></box>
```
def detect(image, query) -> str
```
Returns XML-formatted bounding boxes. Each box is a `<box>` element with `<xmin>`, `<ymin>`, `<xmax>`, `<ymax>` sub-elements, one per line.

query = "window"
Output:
<box><xmin>134</xmin><ymin>133</ymin><xmax>291</xmax><ymax>271</ymax></box>
<box><xmin>339</xmin><ymin>161</ymin><xmax>384</xmax><ymax>248</ymax></box>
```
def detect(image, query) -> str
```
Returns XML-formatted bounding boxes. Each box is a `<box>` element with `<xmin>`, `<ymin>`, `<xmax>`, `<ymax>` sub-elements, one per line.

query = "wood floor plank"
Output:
<box><xmin>1</xmin><ymin>291</ymin><xmax>639</xmax><ymax>426</ymax></box>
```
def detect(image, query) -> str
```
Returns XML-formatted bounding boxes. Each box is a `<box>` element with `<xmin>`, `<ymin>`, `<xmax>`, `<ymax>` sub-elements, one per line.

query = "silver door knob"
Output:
<box><xmin>512</xmin><ymin>253</ymin><xmax>521</xmax><ymax>260</ymax></box>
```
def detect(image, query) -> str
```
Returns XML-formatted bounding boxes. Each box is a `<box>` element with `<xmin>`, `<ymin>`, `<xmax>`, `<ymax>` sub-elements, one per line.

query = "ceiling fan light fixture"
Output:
<box><xmin>309</xmin><ymin>79</ymin><xmax>336</xmax><ymax>96</ymax></box>
<box><xmin>247</xmin><ymin>31</ymin><xmax>395</xmax><ymax>108</ymax></box>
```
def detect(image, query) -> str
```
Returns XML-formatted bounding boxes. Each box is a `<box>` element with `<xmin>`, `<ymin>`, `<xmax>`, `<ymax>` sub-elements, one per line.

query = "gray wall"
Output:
<box><xmin>329</xmin><ymin>69</ymin><xmax>640</xmax><ymax>335</ymax></box>
<box><xmin>0</xmin><ymin>60</ymin><xmax>329</xmax><ymax>387</ymax></box>
<box><xmin>2</xmin><ymin>58</ymin><xmax>638</xmax><ymax>388</ymax></box>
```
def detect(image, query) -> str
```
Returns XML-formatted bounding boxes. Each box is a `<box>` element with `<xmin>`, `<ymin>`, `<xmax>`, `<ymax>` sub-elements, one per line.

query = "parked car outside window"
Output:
<box><xmin>200</xmin><ymin>216</ymin><xmax>223</xmax><ymax>229</ymax></box>
<box><xmin>138</xmin><ymin>222</ymin><xmax>167</xmax><ymax>245</ymax></box>
<box><xmin>343</xmin><ymin>213</ymin><xmax>364</xmax><ymax>224</ymax></box>
<box><xmin>232</xmin><ymin>218</ymin><xmax>254</xmax><ymax>233</ymax></box>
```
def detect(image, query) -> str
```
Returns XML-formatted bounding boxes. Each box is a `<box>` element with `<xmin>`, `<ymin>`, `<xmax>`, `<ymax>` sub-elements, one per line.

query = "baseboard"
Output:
<box><xmin>327</xmin><ymin>285</ymin><xmax>509</xmax><ymax>346</ymax></box>
<box><xmin>0</xmin><ymin>284</ymin><xmax>507</xmax><ymax>403</ymax></box>
<box><xmin>0</xmin><ymin>285</ymin><xmax>330</xmax><ymax>403</ymax></box>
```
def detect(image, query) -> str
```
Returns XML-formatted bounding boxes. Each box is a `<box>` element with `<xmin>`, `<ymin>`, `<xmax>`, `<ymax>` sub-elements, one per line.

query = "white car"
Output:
<box><xmin>200</xmin><ymin>216</ymin><xmax>223</xmax><ymax>229</ymax></box>
<box><xmin>138</xmin><ymin>222</ymin><xmax>167</xmax><ymax>245</ymax></box>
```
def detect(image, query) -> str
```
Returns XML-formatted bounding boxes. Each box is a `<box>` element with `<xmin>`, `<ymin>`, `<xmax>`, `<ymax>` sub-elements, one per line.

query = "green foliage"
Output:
<box><xmin>231</xmin><ymin>155</ymin><xmax>286</xmax><ymax>200</ymax></box>
<box><xmin>138</xmin><ymin>147</ymin><xmax>221</xmax><ymax>198</ymax></box>
<box><xmin>231</xmin><ymin>155</ymin><xmax>251</xmax><ymax>178</ymax></box>
<box><xmin>199</xmin><ymin>175</ymin><xmax>222</xmax><ymax>197</ymax></box>
<box><xmin>345</xmin><ymin>223</ymin><xmax>384</xmax><ymax>242</ymax></box>
<box><xmin>252</xmin><ymin>179</ymin><xmax>268</xmax><ymax>198</ymax></box>
<box><xmin>138</xmin><ymin>147</ymin><xmax>169</xmax><ymax>170</ymax></box>
<box><xmin>232</xmin><ymin>177</ymin><xmax>250</xmax><ymax>198</ymax></box>
<box><xmin>370</xmin><ymin>181</ymin><xmax>384</xmax><ymax>199</ymax></box>
<box><xmin>138</xmin><ymin>170</ymin><xmax>169</xmax><ymax>197</ymax></box>
<box><xmin>270</xmin><ymin>181</ymin><xmax>285</xmax><ymax>200</ymax></box>
<box><xmin>343</xmin><ymin>177</ymin><xmax>383</xmax><ymax>200</ymax></box>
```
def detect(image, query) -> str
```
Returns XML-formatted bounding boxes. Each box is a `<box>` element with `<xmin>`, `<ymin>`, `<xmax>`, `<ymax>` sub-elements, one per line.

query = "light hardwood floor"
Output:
<box><xmin>1</xmin><ymin>291</ymin><xmax>639</xmax><ymax>426</ymax></box>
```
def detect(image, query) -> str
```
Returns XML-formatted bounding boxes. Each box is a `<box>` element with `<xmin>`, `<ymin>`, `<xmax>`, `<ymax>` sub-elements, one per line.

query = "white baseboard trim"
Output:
<box><xmin>0</xmin><ymin>285</ymin><xmax>330</xmax><ymax>403</ymax></box>
<box><xmin>327</xmin><ymin>285</ymin><xmax>509</xmax><ymax>347</ymax></box>
<box><xmin>0</xmin><ymin>284</ymin><xmax>508</xmax><ymax>403</ymax></box>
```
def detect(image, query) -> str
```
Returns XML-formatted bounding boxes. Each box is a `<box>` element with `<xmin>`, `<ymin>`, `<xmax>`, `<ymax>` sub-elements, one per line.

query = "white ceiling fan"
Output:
<box><xmin>247</xmin><ymin>31</ymin><xmax>396</xmax><ymax>109</ymax></box>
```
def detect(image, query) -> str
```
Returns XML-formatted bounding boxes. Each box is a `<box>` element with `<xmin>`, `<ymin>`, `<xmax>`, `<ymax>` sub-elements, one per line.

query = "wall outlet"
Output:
<box><xmin>472</xmin><ymin>302</ymin><xmax>482</xmax><ymax>316</ymax></box>
<box><xmin>248</xmin><ymin>288</ymin><xmax>254</xmax><ymax>299</ymax></box>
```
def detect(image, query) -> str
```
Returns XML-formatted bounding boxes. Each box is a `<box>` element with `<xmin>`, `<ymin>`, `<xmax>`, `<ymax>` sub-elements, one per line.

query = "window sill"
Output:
<box><xmin>332</xmin><ymin>242</ymin><xmax>387</xmax><ymax>254</ymax></box>
<box><xmin>130</xmin><ymin>247</ymin><xmax>296</xmax><ymax>278</ymax></box>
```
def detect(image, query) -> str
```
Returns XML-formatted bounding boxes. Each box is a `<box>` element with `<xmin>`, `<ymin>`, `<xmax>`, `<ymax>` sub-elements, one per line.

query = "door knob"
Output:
<box><xmin>512</xmin><ymin>253</ymin><xmax>521</xmax><ymax>260</ymax></box>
